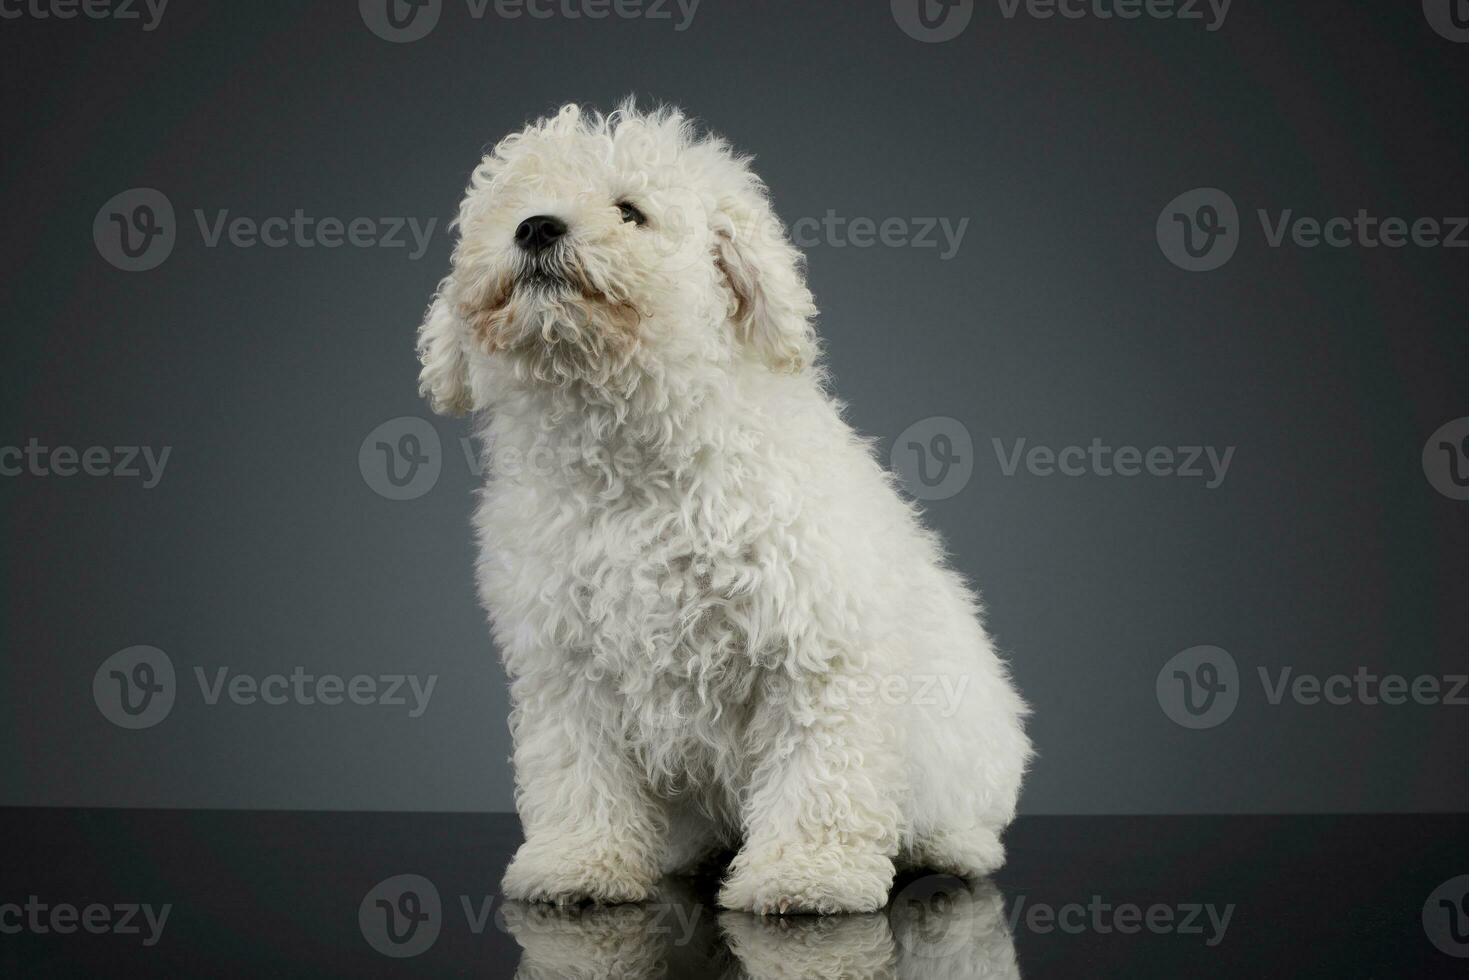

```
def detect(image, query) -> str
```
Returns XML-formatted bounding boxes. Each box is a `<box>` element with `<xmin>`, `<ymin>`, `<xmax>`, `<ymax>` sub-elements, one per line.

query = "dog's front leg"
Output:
<box><xmin>501</xmin><ymin>673</ymin><xmax>664</xmax><ymax>907</ymax></box>
<box><xmin>718</xmin><ymin>667</ymin><xmax>903</xmax><ymax>915</ymax></box>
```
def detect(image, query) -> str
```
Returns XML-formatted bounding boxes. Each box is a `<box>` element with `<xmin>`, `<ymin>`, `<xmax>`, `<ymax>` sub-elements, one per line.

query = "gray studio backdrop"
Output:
<box><xmin>1</xmin><ymin>0</ymin><xmax>1466</xmax><ymax>814</ymax></box>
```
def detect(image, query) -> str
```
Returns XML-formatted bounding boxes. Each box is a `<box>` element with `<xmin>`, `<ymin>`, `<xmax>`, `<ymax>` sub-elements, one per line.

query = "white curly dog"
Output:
<box><xmin>417</xmin><ymin>102</ymin><xmax>1030</xmax><ymax>915</ymax></box>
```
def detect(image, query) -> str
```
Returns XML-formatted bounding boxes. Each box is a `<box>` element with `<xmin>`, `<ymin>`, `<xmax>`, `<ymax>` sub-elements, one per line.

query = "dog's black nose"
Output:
<box><xmin>514</xmin><ymin>215</ymin><xmax>568</xmax><ymax>253</ymax></box>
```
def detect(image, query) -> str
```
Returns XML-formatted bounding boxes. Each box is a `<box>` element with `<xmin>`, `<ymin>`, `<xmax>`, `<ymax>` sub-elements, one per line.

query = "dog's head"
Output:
<box><xmin>417</xmin><ymin>102</ymin><xmax>818</xmax><ymax>415</ymax></box>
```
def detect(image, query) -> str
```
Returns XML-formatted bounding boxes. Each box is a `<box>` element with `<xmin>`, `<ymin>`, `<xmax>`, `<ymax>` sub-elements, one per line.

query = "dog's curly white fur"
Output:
<box><xmin>417</xmin><ymin>102</ymin><xmax>1031</xmax><ymax>915</ymax></box>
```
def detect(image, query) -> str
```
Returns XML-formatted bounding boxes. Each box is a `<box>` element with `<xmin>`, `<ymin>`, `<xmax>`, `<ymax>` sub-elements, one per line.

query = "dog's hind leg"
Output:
<box><xmin>897</xmin><ymin>605</ymin><xmax>1031</xmax><ymax>880</ymax></box>
<box><xmin>902</xmin><ymin>826</ymin><xmax>1007</xmax><ymax>878</ymax></box>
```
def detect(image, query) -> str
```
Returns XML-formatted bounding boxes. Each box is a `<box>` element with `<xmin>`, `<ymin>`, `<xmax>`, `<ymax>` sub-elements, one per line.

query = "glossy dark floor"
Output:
<box><xmin>3</xmin><ymin>810</ymin><xmax>1466</xmax><ymax>977</ymax></box>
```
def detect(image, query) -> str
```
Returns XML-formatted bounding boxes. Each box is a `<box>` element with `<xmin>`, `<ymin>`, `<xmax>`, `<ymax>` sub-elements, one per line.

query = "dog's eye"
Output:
<box><xmin>616</xmin><ymin>201</ymin><xmax>648</xmax><ymax>226</ymax></box>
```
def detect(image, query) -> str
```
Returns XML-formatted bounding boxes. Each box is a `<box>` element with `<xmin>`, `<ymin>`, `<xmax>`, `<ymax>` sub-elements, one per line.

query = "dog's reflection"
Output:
<box><xmin>505</xmin><ymin>875</ymin><xmax>1019</xmax><ymax>979</ymax></box>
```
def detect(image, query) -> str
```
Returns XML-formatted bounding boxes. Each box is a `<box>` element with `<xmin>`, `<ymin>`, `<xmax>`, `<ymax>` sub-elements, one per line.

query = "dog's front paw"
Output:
<box><xmin>502</xmin><ymin>835</ymin><xmax>659</xmax><ymax>907</ymax></box>
<box><xmin>719</xmin><ymin>840</ymin><xmax>895</xmax><ymax>915</ymax></box>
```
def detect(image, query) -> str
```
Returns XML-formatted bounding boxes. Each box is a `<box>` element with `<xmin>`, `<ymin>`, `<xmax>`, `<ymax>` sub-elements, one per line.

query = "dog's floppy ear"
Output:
<box><xmin>713</xmin><ymin>185</ymin><xmax>818</xmax><ymax>374</ymax></box>
<box><xmin>416</xmin><ymin>278</ymin><xmax>474</xmax><ymax>416</ymax></box>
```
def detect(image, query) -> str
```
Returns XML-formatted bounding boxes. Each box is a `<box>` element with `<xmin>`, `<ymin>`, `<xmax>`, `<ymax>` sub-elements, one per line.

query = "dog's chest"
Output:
<box><xmin>573</xmin><ymin>497</ymin><xmax>756</xmax><ymax>671</ymax></box>
<box><xmin>482</xmin><ymin>426</ymin><xmax>789</xmax><ymax>783</ymax></box>
<box><xmin>557</xmin><ymin>492</ymin><xmax>767</xmax><ymax>786</ymax></box>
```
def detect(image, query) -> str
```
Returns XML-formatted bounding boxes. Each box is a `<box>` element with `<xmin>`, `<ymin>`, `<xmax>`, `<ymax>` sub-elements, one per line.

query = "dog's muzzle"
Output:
<box><xmin>516</xmin><ymin>261</ymin><xmax>570</xmax><ymax>292</ymax></box>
